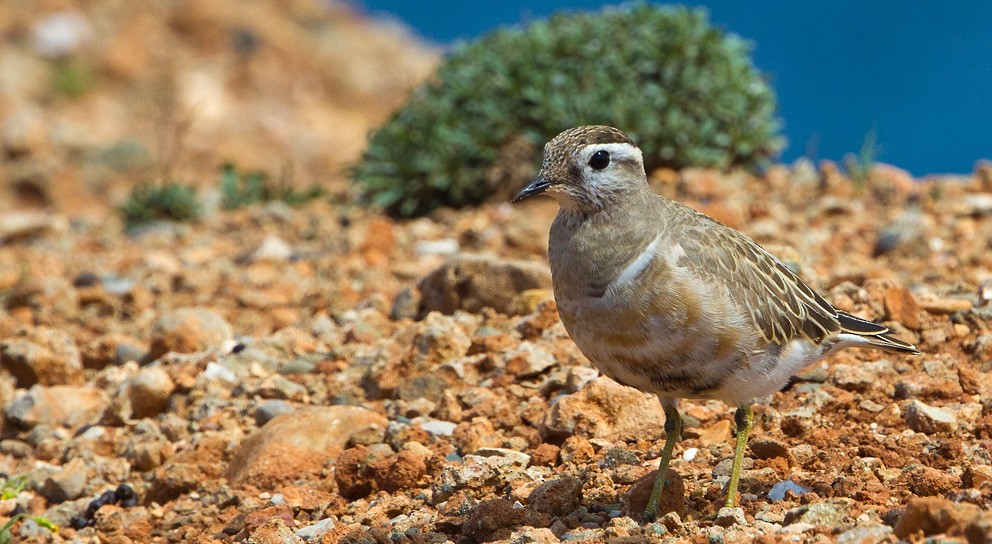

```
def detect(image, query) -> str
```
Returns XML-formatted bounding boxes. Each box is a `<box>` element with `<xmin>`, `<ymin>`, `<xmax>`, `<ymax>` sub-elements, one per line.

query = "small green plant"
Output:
<box><xmin>0</xmin><ymin>514</ymin><xmax>58</xmax><ymax>543</ymax></box>
<box><xmin>220</xmin><ymin>164</ymin><xmax>324</xmax><ymax>209</ymax></box>
<box><xmin>52</xmin><ymin>57</ymin><xmax>94</xmax><ymax>98</ymax></box>
<box><xmin>0</xmin><ymin>475</ymin><xmax>57</xmax><ymax>543</ymax></box>
<box><xmin>353</xmin><ymin>4</ymin><xmax>784</xmax><ymax>217</ymax></box>
<box><xmin>119</xmin><ymin>183</ymin><xmax>203</xmax><ymax>228</ymax></box>
<box><xmin>0</xmin><ymin>475</ymin><xmax>27</xmax><ymax>500</ymax></box>
<box><xmin>844</xmin><ymin>126</ymin><xmax>877</xmax><ymax>189</ymax></box>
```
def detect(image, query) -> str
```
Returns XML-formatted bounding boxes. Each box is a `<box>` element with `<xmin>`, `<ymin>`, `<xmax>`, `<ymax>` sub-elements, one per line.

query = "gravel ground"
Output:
<box><xmin>2</xmin><ymin>161</ymin><xmax>992</xmax><ymax>543</ymax></box>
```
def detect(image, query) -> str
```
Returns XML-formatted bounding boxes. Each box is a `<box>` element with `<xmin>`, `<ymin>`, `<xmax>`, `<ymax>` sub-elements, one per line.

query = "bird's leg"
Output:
<box><xmin>643</xmin><ymin>399</ymin><xmax>682</xmax><ymax>523</ymax></box>
<box><xmin>725</xmin><ymin>403</ymin><xmax>754</xmax><ymax>508</ymax></box>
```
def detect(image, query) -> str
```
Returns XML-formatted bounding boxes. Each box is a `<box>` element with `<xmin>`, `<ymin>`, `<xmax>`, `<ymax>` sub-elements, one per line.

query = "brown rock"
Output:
<box><xmin>148</xmin><ymin>436</ymin><xmax>227</xmax><ymax>503</ymax></box>
<box><xmin>894</xmin><ymin>496</ymin><xmax>982</xmax><ymax>539</ymax></box>
<box><xmin>901</xmin><ymin>465</ymin><xmax>960</xmax><ymax>496</ymax></box>
<box><xmin>416</xmin><ymin>254</ymin><xmax>551</xmax><ymax>317</ymax></box>
<box><xmin>527</xmin><ymin>476</ymin><xmax>583</xmax><ymax>517</ymax></box>
<box><xmin>370</xmin><ymin>450</ymin><xmax>427</xmax><ymax>493</ymax></box>
<box><xmin>462</xmin><ymin>498</ymin><xmax>551</xmax><ymax>543</ymax></box>
<box><xmin>225</xmin><ymin>406</ymin><xmax>387</xmax><ymax>488</ymax></box>
<box><xmin>5</xmin><ymin>384</ymin><xmax>108</xmax><ymax>430</ymax></box>
<box><xmin>246</xmin><ymin>517</ymin><xmax>304</xmax><ymax>544</ymax></box>
<box><xmin>698</xmin><ymin>419</ymin><xmax>732</xmax><ymax>447</ymax></box>
<box><xmin>147</xmin><ymin>307</ymin><xmax>233</xmax><ymax>360</ymax></box>
<box><xmin>919</xmin><ymin>297</ymin><xmax>973</xmax><ymax>315</ymax></box>
<box><xmin>275</xmin><ymin>485</ymin><xmax>334</xmax><ymax>512</ymax></box>
<box><xmin>0</xmin><ymin>326</ymin><xmax>83</xmax><ymax>387</ymax></box>
<box><xmin>334</xmin><ymin>446</ymin><xmax>375</xmax><ymax>500</ymax></box>
<box><xmin>81</xmin><ymin>334</ymin><xmax>145</xmax><ymax>369</ymax></box>
<box><xmin>541</xmin><ymin>377</ymin><xmax>665</xmax><ymax>442</ymax></box>
<box><xmin>530</xmin><ymin>443</ymin><xmax>560</xmax><ymax>467</ymax></box>
<box><xmin>559</xmin><ymin>435</ymin><xmax>594</xmax><ymax>464</ymax></box>
<box><xmin>749</xmin><ymin>437</ymin><xmax>791</xmax><ymax>461</ymax></box>
<box><xmin>904</xmin><ymin>400</ymin><xmax>958</xmax><ymax>434</ymax></box>
<box><xmin>883</xmin><ymin>286</ymin><xmax>922</xmax><ymax>330</ymax></box>
<box><xmin>126</xmin><ymin>366</ymin><xmax>176</xmax><ymax>418</ymax></box>
<box><xmin>624</xmin><ymin>469</ymin><xmax>685</xmax><ymax>520</ymax></box>
<box><xmin>508</xmin><ymin>288</ymin><xmax>555</xmax><ymax>316</ymax></box>
<box><xmin>244</xmin><ymin>505</ymin><xmax>296</xmax><ymax>533</ymax></box>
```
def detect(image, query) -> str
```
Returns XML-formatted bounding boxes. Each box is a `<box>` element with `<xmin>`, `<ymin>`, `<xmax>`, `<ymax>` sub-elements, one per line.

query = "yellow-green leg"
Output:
<box><xmin>724</xmin><ymin>404</ymin><xmax>753</xmax><ymax>508</ymax></box>
<box><xmin>643</xmin><ymin>400</ymin><xmax>682</xmax><ymax>523</ymax></box>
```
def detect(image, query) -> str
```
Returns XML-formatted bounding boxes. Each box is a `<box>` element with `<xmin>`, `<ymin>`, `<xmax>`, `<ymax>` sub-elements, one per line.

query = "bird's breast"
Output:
<box><xmin>549</xmin><ymin>226</ymin><xmax>758</xmax><ymax>397</ymax></box>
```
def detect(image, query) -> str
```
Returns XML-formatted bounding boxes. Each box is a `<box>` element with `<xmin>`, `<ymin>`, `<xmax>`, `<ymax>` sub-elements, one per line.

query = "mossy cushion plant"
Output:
<box><xmin>353</xmin><ymin>4</ymin><xmax>784</xmax><ymax>218</ymax></box>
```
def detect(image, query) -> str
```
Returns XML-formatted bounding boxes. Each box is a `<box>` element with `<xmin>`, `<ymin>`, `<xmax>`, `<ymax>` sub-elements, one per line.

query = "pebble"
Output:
<box><xmin>503</xmin><ymin>342</ymin><xmax>557</xmax><ymax>378</ymax></box>
<box><xmin>715</xmin><ymin>507</ymin><xmax>746</xmax><ymax>527</ymax></box>
<box><xmin>698</xmin><ymin>419</ymin><xmax>732</xmax><ymax>447</ymax></box>
<box><xmin>295</xmin><ymin>517</ymin><xmax>335</xmax><ymax>540</ymax></box>
<box><xmin>6</xmin><ymin>384</ymin><xmax>109</xmax><ymax>430</ymax></box>
<box><xmin>904</xmin><ymin>399</ymin><xmax>958</xmax><ymax>434</ymax></box>
<box><xmin>253</xmin><ymin>235</ymin><xmax>294</xmax><ymax>262</ymax></box>
<box><xmin>147</xmin><ymin>307</ymin><xmax>234</xmax><ymax>360</ymax></box>
<box><xmin>527</xmin><ymin>476</ymin><xmax>583</xmax><ymax>517</ymax></box>
<box><xmin>415</xmin><ymin>253</ymin><xmax>552</xmax><ymax>317</ymax></box>
<box><xmin>126</xmin><ymin>366</ymin><xmax>176</xmax><ymax>418</ymax></box>
<box><xmin>254</xmin><ymin>400</ymin><xmax>295</xmax><ymax>426</ymax></box>
<box><xmin>836</xmin><ymin>524</ymin><xmax>893</xmax><ymax>543</ymax></box>
<box><xmin>542</xmin><ymin>377</ymin><xmax>665</xmax><ymax>442</ymax></box>
<box><xmin>0</xmin><ymin>326</ymin><xmax>84</xmax><ymax>387</ymax></box>
<box><xmin>39</xmin><ymin>458</ymin><xmax>90</xmax><ymax>503</ymax></box>
<box><xmin>784</xmin><ymin>501</ymin><xmax>850</xmax><ymax>527</ymax></box>
<box><xmin>419</xmin><ymin>419</ymin><xmax>457</xmax><ymax>436</ymax></box>
<box><xmin>472</xmin><ymin>447</ymin><xmax>531</xmax><ymax>468</ymax></box>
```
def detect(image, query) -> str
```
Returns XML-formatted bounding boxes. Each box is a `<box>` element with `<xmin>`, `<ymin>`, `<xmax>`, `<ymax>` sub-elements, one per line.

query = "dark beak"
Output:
<box><xmin>511</xmin><ymin>176</ymin><xmax>553</xmax><ymax>203</ymax></box>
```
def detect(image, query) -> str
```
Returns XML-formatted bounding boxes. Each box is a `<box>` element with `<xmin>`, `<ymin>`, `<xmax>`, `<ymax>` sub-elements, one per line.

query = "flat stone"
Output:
<box><xmin>147</xmin><ymin>307</ymin><xmax>233</xmax><ymax>360</ymax></box>
<box><xmin>225</xmin><ymin>406</ymin><xmax>387</xmax><ymax>488</ymax></box>
<box><xmin>784</xmin><ymin>500</ymin><xmax>851</xmax><ymax>527</ymax></box>
<box><xmin>904</xmin><ymin>400</ymin><xmax>958</xmax><ymax>434</ymax></box>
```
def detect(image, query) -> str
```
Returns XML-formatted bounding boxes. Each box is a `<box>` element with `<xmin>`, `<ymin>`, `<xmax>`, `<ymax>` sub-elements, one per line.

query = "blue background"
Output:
<box><xmin>355</xmin><ymin>1</ymin><xmax>992</xmax><ymax>176</ymax></box>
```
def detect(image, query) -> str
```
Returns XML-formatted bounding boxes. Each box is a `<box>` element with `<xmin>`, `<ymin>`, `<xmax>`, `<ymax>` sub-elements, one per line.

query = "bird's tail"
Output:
<box><xmin>837</xmin><ymin>311</ymin><xmax>921</xmax><ymax>354</ymax></box>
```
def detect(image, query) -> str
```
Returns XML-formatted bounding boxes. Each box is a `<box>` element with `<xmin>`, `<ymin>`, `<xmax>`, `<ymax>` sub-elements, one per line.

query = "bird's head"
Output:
<box><xmin>512</xmin><ymin>125</ymin><xmax>647</xmax><ymax>213</ymax></box>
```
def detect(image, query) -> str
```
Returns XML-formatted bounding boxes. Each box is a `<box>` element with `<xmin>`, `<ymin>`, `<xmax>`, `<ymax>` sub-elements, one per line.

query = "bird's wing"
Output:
<box><xmin>675</xmin><ymin>212</ymin><xmax>841</xmax><ymax>346</ymax></box>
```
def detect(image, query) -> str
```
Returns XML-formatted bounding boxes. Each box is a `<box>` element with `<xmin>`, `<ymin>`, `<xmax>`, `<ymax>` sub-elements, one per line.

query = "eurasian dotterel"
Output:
<box><xmin>512</xmin><ymin>125</ymin><xmax>920</xmax><ymax>521</ymax></box>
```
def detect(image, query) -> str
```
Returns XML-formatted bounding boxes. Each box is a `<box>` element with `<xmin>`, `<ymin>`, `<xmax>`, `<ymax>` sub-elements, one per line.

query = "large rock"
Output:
<box><xmin>147</xmin><ymin>308</ymin><xmax>233</xmax><ymax>360</ymax></box>
<box><xmin>225</xmin><ymin>406</ymin><xmax>387</xmax><ymax>488</ymax></box>
<box><xmin>415</xmin><ymin>254</ymin><xmax>551</xmax><ymax>317</ymax></box>
<box><xmin>894</xmin><ymin>497</ymin><xmax>983</xmax><ymax>539</ymax></box>
<box><xmin>6</xmin><ymin>384</ymin><xmax>108</xmax><ymax>429</ymax></box>
<box><xmin>541</xmin><ymin>377</ymin><xmax>665</xmax><ymax>442</ymax></box>
<box><xmin>0</xmin><ymin>326</ymin><xmax>83</xmax><ymax>387</ymax></box>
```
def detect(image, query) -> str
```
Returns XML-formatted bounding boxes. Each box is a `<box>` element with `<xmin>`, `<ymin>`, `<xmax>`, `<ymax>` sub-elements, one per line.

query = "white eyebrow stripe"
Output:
<box><xmin>579</xmin><ymin>142</ymin><xmax>643</xmax><ymax>163</ymax></box>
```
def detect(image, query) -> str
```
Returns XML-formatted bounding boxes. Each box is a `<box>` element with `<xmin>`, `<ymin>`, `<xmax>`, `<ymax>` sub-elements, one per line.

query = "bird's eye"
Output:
<box><xmin>588</xmin><ymin>150</ymin><xmax>611</xmax><ymax>170</ymax></box>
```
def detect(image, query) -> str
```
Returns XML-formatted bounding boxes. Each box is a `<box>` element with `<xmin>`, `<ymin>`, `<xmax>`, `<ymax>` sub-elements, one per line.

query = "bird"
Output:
<box><xmin>511</xmin><ymin>125</ymin><xmax>920</xmax><ymax>522</ymax></box>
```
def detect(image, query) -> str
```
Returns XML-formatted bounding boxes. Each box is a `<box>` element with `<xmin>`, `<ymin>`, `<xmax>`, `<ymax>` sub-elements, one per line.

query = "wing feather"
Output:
<box><xmin>676</xmin><ymin>213</ymin><xmax>841</xmax><ymax>345</ymax></box>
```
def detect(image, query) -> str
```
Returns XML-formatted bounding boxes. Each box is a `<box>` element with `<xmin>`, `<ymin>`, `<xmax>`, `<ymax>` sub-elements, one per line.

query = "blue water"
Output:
<box><xmin>355</xmin><ymin>1</ymin><xmax>992</xmax><ymax>176</ymax></box>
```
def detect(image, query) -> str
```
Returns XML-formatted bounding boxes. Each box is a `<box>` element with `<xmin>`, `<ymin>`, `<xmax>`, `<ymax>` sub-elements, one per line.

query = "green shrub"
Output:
<box><xmin>119</xmin><ymin>183</ymin><xmax>202</xmax><ymax>228</ymax></box>
<box><xmin>220</xmin><ymin>164</ymin><xmax>324</xmax><ymax>209</ymax></box>
<box><xmin>353</xmin><ymin>4</ymin><xmax>784</xmax><ymax>217</ymax></box>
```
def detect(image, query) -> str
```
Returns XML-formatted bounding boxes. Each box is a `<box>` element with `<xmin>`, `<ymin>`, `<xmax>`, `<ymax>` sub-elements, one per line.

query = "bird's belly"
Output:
<box><xmin>556</xmin><ymin>285</ymin><xmax>753</xmax><ymax>400</ymax></box>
